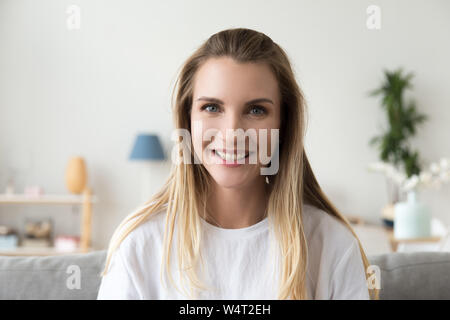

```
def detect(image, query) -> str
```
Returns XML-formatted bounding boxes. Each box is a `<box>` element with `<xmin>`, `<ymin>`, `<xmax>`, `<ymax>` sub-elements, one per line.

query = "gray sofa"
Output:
<box><xmin>1</xmin><ymin>250</ymin><xmax>450</xmax><ymax>299</ymax></box>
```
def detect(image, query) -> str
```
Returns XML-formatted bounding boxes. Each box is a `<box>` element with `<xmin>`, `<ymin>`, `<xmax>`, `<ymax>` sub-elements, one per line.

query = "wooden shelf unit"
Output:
<box><xmin>385</xmin><ymin>228</ymin><xmax>442</xmax><ymax>252</ymax></box>
<box><xmin>0</xmin><ymin>187</ymin><xmax>97</xmax><ymax>256</ymax></box>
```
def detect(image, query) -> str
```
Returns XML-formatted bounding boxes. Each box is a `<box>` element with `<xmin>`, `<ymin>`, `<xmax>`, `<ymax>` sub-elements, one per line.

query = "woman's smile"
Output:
<box><xmin>211</xmin><ymin>148</ymin><xmax>253</xmax><ymax>167</ymax></box>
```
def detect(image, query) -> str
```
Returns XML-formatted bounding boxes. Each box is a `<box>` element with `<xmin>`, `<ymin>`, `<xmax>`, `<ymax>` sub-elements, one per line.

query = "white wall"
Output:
<box><xmin>0</xmin><ymin>0</ymin><xmax>449</xmax><ymax>250</ymax></box>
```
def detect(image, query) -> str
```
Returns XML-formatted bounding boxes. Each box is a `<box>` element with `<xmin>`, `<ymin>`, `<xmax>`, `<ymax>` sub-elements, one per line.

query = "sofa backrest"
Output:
<box><xmin>0</xmin><ymin>250</ymin><xmax>107</xmax><ymax>300</ymax></box>
<box><xmin>369</xmin><ymin>252</ymin><xmax>450</xmax><ymax>299</ymax></box>
<box><xmin>1</xmin><ymin>250</ymin><xmax>450</xmax><ymax>299</ymax></box>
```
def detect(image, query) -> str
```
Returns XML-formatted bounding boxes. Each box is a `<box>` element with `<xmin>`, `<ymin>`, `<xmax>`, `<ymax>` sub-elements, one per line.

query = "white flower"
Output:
<box><xmin>393</xmin><ymin>172</ymin><xmax>407</xmax><ymax>185</ymax></box>
<box><xmin>430</xmin><ymin>162</ymin><xmax>440</xmax><ymax>174</ymax></box>
<box><xmin>440</xmin><ymin>158</ymin><xmax>449</xmax><ymax>171</ymax></box>
<box><xmin>368</xmin><ymin>157</ymin><xmax>450</xmax><ymax>195</ymax></box>
<box><xmin>419</xmin><ymin>171</ymin><xmax>433</xmax><ymax>186</ymax></box>
<box><xmin>402</xmin><ymin>175</ymin><xmax>419</xmax><ymax>192</ymax></box>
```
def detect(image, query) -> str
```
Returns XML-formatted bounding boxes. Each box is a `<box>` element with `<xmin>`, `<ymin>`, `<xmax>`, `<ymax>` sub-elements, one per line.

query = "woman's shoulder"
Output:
<box><xmin>117</xmin><ymin>205</ymin><xmax>168</xmax><ymax>253</ymax></box>
<box><xmin>301</xmin><ymin>203</ymin><xmax>368</xmax><ymax>299</ymax></box>
<box><xmin>301</xmin><ymin>203</ymin><xmax>358</xmax><ymax>253</ymax></box>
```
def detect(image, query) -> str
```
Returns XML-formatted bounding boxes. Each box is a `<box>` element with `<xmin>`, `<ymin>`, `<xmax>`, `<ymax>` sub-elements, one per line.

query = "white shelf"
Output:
<box><xmin>0</xmin><ymin>193</ymin><xmax>97</xmax><ymax>205</ymax></box>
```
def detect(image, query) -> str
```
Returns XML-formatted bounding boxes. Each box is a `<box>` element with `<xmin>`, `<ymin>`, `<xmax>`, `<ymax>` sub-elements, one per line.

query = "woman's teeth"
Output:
<box><xmin>214</xmin><ymin>150</ymin><xmax>249</xmax><ymax>161</ymax></box>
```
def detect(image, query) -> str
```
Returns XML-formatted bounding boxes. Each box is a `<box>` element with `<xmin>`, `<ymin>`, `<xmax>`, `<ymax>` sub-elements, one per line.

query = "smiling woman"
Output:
<box><xmin>189</xmin><ymin>56</ymin><xmax>281</xmax><ymax>210</ymax></box>
<box><xmin>97</xmin><ymin>28</ymin><xmax>378</xmax><ymax>300</ymax></box>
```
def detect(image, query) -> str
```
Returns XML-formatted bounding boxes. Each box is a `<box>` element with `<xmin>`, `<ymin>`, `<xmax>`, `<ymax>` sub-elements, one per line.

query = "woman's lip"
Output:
<box><xmin>211</xmin><ymin>150</ymin><xmax>250</xmax><ymax>165</ymax></box>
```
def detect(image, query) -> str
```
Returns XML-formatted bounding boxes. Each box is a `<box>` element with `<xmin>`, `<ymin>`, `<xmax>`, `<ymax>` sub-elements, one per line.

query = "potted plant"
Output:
<box><xmin>367</xmin><ymin>67</ymin><xmax>430</xmax><ymax>232</ymax></box>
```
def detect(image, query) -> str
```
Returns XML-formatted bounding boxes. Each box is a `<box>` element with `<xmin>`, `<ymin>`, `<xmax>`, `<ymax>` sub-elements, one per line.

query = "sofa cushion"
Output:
<box><xmin>368</xmin><ymin>252</ymin><xmax>450</xmax><ymax>299</ymax></box>
<box><xmin>0</xmin><ymin>250</ymin><xmax>107</xmax><ymax>300</ymax></box>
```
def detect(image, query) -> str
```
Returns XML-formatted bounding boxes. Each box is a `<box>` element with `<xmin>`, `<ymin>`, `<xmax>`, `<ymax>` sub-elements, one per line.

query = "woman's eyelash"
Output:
<box><xmin>200</xmin><ymin>104</ymin><xmax>221</xmax><ymax>112</ymax></box>
<box><xmin>249</xmin><ymin>105</ymin><xmax>267</xmax><ymax>115</ymax></box>
<box><xmin>200</xmin><ymin>103</ymin><xmax>267</xmax><ymax>115</ymax></box>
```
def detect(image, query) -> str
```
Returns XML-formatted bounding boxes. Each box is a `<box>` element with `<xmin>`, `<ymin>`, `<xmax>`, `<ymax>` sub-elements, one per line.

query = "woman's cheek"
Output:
<box><xmin>190</xmin><ymin>120</ymin><xmax>204</xmax><ymax>162</ymax></box>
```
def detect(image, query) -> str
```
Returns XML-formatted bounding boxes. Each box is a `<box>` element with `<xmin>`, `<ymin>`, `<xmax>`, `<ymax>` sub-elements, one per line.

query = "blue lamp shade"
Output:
<box><xmin>129</xmin><ymin>134</ymin><xmax>165</xmax><ymax>161</ymax></box>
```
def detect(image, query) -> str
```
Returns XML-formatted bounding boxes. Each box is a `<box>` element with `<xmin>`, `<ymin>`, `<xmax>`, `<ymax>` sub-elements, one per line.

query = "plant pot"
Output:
<box><xmin>394</xmin><ymin>190</ymin><xmax>431</xmax><ymax>239</ymax></box>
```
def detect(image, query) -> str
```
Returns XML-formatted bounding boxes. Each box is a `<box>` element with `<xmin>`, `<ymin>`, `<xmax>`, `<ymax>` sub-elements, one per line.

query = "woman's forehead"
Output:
<box><xmin>193</xmin><ymin>57</ymin><xmax>280</xmax><ymax>105</ymax></box>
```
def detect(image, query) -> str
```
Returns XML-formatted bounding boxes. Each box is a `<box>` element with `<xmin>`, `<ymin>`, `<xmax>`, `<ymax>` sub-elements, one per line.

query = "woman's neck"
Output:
<box><xmin>204</xmin><ymin>176</ymin><xmax>270</xmax><ymax>229</ymax></box>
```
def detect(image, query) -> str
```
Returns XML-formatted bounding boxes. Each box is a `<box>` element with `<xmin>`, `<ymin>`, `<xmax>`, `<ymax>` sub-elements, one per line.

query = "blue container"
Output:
<box><xmin>394</xmin><ymin>190</ymin><xmax>431</xmax><ymax>239</ymax></box>
<box><xmin>0</xmin><ymin>234</ymin><xmax>19</xmax><ymax>249</ymax></box>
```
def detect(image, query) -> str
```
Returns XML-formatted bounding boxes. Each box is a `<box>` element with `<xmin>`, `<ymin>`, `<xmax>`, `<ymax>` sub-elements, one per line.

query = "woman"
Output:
<box><xmin>97</xmin><ymin>28</ymin><xmax>377</xmax><ymax>300</ymax></box>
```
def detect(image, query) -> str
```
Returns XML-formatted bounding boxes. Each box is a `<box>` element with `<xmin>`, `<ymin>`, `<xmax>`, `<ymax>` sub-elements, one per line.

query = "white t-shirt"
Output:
<box><xmin>97</xmin><ymin>204</ymin><xmax>370</xmax><ymax>300</ymax></box>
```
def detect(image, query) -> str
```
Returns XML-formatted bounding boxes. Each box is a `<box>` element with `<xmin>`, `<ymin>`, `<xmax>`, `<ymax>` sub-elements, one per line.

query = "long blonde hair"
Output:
<box><xmin>101</xmin><ymin>28</ymin><xmax>379</xmax><ymax>300</ymax></box>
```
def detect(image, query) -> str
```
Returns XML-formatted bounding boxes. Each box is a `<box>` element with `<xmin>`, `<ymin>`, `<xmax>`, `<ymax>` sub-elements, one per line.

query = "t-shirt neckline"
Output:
<box><xmin>199</xmin><ymin>215</ymin><xmax>269</xmax><ymax>239</ymax></box>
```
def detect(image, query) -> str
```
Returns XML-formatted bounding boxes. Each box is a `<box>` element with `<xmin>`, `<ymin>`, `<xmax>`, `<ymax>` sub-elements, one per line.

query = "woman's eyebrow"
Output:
<box><xmin>195</xmin><ymin>96</ymin><xmax>274</xmax><ymax>105</ymax></box>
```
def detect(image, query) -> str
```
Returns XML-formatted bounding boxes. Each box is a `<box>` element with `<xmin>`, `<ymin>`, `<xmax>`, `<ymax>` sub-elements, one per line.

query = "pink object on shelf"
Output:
<box><xmin>54</xmin><ymin>235</ymin><xmax>80</xmax><ymax>252</ymax></box>
<box><xmin>24</xmin><ymin>186</ymin><xmax>44</xmax><ymax>197</ymax></box>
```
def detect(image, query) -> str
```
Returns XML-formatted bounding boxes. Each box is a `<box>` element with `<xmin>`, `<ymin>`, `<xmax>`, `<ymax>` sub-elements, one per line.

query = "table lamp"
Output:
<box><xmin>129</xmin><ymin>134</ymin><xmax>166</xmax><ymax>201</ymax></box>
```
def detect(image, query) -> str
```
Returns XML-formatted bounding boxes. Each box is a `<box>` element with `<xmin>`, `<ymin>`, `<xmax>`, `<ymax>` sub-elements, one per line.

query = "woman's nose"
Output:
<box><xmin>222</xmin><ymin>110</ymin><xmax>243</xmax><ymax>130</ymax></box>
<box><xmin>219</xmin><ymin>113</ymin><xmax>247</xmax><ymax>147</ymax></box>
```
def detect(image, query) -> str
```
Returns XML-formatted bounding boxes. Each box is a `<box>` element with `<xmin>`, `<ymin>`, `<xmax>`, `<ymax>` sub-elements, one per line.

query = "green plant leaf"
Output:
<box><xmin>368</xmin><ymin>67</ymin><xmax>427</xmax><ymax>176</ymax></box>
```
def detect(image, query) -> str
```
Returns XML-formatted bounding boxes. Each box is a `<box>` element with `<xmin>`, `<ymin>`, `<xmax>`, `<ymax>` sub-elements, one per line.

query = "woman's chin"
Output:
<box><xmin>210</xmin><ymin>173</ymin><xmax>250</xmax><ymax>189</ymax></box>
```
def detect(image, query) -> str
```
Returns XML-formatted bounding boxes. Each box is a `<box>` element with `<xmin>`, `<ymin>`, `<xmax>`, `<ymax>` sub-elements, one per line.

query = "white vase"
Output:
<box><xmin>394</xmin><ymin>190</ymin><xmax>431</xmax><ymax>239</ymax></box>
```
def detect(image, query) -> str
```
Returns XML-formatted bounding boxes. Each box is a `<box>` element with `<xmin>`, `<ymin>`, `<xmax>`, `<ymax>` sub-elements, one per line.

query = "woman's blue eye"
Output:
<box><xmin>202</xmin><ymin>104</ymin><xmax>219</xmax><ymax>113</ymax></box>
<box><xmin>249</xmin><ymin>106</ymin><xmax>266</xmax><ymax>116</ymax></box>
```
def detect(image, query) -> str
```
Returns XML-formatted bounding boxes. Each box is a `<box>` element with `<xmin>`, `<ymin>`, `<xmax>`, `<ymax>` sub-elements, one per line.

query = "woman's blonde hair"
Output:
<box><xmin>101</xmin><ymin>28</ymin><xmax>379</xmax><ymax>300</ymax></box>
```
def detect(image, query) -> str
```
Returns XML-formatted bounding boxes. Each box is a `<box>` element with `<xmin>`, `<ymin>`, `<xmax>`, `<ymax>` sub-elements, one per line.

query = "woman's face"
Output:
<box><xmin>190</xmin><ymin>56</ymin><xmax>281</xmax><ymax>189</ymax></box>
